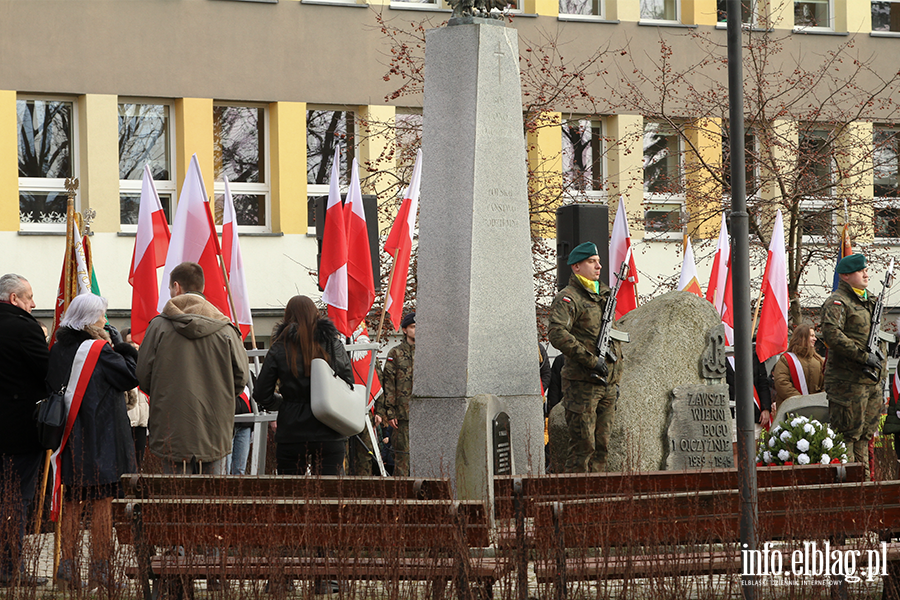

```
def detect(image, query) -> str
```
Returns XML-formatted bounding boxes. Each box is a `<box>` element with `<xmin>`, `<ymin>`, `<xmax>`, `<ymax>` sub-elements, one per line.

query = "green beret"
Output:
<box><xmin>567</xmin><ymin>242</ymin><xmax>599</xmax><ymax>265</ymax></box>
<box><xmin>837</xmin><ymin>253</ymin><xmax>866</xmax><ymax>274</ymax></box>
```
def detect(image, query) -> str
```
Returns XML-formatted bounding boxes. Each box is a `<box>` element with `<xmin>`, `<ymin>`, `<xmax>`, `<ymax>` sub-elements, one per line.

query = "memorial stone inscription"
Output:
<box><xmin>665</xmin><ymin>384</ymin><xmax>733</xmax><ymax>470</ymax></box>
<box><xmin>492</xmin><ymin>411</ymin><xmax>512</xmax><ymax>476</ymax></box>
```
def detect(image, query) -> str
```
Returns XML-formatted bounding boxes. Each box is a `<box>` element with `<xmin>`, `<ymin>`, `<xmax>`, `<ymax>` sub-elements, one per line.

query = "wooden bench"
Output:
<box><xmin>493</xmin><ymin>464</ymin><xmax>867</xmax><ymax>599</ymax></box>
<box><xmin>113</xmin><ymin>475</ymin><xmax>505</xmax><ymax>600</ymax></box>
<box><xmin>532</xmin><ymin>477</ymin><xmax>900</xmax><ymax>600</ymax></box>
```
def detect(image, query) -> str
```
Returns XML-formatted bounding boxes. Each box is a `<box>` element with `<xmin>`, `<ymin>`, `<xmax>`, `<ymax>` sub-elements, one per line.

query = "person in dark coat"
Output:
<box><xmin>253</xmin><ymin>295</ymin><xmax>354</xmax><ymax>475</ymax></box>
<box><xmin>0</xmin><ymin>273</ymin><xmax>48</xmax><ymax>587</ymax></box>
<box><xmin>47</xmin><ymin>294</ymin><xmax>138</xmax><ymax>591</ymax></box>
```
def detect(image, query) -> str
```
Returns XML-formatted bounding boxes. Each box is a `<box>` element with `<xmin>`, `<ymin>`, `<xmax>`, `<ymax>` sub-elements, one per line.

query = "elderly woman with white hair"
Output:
<box><xmin>46</xmin><ymin>293</ymin><xmax>138</xmax><ymax>591</ymax></box>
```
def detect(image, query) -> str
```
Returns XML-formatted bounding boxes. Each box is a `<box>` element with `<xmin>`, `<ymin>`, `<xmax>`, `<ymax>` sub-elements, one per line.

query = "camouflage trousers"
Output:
<box><xmin>826</xmin><ymin>379</ymin><xmax>883</xmax><ymax>479</ymax></box>
<box><xmin>347</xmin><ymin>431</ymin><xmax>376</xmax><ymax>476</ymax></box>
<box><xmin>826</xmin><ymin>379</ymin><xmax>883</xmax><ymax>442</ymax></box>
<box><xmin>392</xmin><ymin>420</ymin><xmax>410</xmax><ymax>477</ymax></box>
<box><xmin>562</xmin><ymin>378</ymin><xmax>618</xmax><ymax>473</ymax></box>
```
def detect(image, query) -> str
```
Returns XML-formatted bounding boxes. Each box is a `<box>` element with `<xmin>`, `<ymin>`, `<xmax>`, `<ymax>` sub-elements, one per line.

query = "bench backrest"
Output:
<box><xmin>114</xmin><ymin>497</ymin><xmax>488</xmax><ymax>551</ymax></box>
<box><xmin>495</xmin><ymin>463</ymin><xmax>866</xmax><ymax>519</ymax></box>
<box><xmin>532</xmin><ymin>479</ymin><xmax>900</xmax><ymax>548</ymax></box>
<box><xmin>121</xmin><ymin>474</ymin><xmax>453</xmax><ymax>501</ymax></box>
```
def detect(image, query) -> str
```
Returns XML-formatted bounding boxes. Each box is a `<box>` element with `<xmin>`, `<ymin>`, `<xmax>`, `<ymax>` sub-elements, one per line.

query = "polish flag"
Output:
<box><xmin>756</xmin><ymin>210</ymin><xmax>789</xmax><ymax>363</ymax></box>
<box><xmin>720</xmin><ymin>253</ymin><xmax>759</xmax><ymax>409</ymax></box>
<box><xmin>384</xmin><ymin>149</ymin><xmax>422</xmax><ymax>331</ymax></box>
<box><xmin>350</xmin><ymin>325</ymin><xmax>382</xmax><ymax>408</ymax></box>
<box><xmin>609</xmin><ymin>197</ymin><xmax>639</xmax><ymax>319</ymax></box>
<box><xmin>158</xmin><ymin>154</ymin><xmax>230</xmax><ymax>318</ymax></box>
<box><xmin>706</xmin><ymin>214</ymin><xmax>730</xmax><ymax>314</ymax></box>
<box><xmin>128</xmin><ymin>166</ymin><xmax>171</xmax><ymax>344</ymax></box>
<box><xmin>222</xmin><ymin>179</ymin><xmax>253</xmax><ymax>340</ymax></box>
<box><xmin>677</xmin><ymin>238</ymin><xmax>703</xmax><ymax>297</ymax></box>
<box><xmin>319</xmin><ymin>147</ymin><xmax>350</xmax><ymax>336</ymax></box>
<box><xmin>343</xmin><ymin>158</ymin><xmax>375</xmax><ymax>333</ymax></box>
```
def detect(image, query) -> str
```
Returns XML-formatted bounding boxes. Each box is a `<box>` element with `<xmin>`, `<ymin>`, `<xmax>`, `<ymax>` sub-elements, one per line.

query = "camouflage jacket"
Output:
<box><xmin>548</xmin><ymin>273</ymin><xmax>621</xmax><ymax>384</ymax></box>
<box><xmin>821</xmin><ymin>280</ymin><xmax>884</xmax><ymax>384</ymax></box>
<box><xmin>382</xmin><ymin>337</ymin><xmax>414</xmax><ymax>421</ymax></box>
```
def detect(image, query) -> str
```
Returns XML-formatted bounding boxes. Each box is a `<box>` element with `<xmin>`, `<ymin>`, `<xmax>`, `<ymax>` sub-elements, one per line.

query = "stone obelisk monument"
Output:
<box><xmin>410</xmin><ymin>18</ymin><xmax>544</xmax><ymax>478</ymax></box>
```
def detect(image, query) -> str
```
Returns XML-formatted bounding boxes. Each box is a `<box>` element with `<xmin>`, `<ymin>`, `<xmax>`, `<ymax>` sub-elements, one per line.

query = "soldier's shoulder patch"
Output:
<box><xmin>833</xmin><ymin>300</ymin><xmax>843</xmax><ymax>305</ymax></box>
<box><xmin>386</xmin><ymin>356</ymin><xmax>394</xmax><ymax>362</ymax></box>
<box><xmin>562</xmin><ymin>296</ymin><xmax>573</xmax><ymax>303</ymax></box>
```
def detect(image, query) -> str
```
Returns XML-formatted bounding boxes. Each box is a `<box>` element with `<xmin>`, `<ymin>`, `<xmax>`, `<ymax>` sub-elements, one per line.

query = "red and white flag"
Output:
<box><xmin>706</xmin><ymin>214</ymin><xmax>730</xmax><ymax>315</ymax></box>
<box><xmin>128</xmin><ymin>166</ymin><xmax>171</xmax><ymax>344</ymax></box>
<box><xmin>158</xmin><ymin>154</ymin><xmax>230</xmax><ymax>318</ymax></box>
<box><xmin>720</xmin><ymin>253</ymin><xmax>760</xmax><ymax>410</ymax></box>
<box><xmin>609</xmin><ymin>197</ymin><xmax>638</xmax><ymax>319</ymax></box>
<box><xmin>223</xmin><ymin>179</ymin><xmax>253</xmax><ymax>340</ymax></box>
<box><xmin>343</xmin><ymin>158</ymin><xmax>375</xmax><ymax>333</ymax></box>
<box><xmin>319</xmin><ymin>147</ymin><xmax>350</xmax><ymax>336</ymax></box>
<box><xmin>756</xmin><ymin>210</ymin><xmax>789</xmax><ymax>363</ymax></box>
<box><xmin>350</xmin><ymin>325</ymin><xmax>382</xmax><ymax>408</ymax></box>
<box><xmin>677</xmin><ymin>237</ymin><xmax>703</xmax><ymax>297</ymax></box>
<box><xmin>384</xmin><ymin>149</ymin><xmax>422</xmax><ymax>331</ymax></box>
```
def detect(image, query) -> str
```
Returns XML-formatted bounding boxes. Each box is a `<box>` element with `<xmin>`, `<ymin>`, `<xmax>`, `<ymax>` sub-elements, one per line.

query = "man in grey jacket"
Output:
<box><xmin>137</xmin><ymin>262</ymin><xmax>249</xmax><ymax>474</ymax></box>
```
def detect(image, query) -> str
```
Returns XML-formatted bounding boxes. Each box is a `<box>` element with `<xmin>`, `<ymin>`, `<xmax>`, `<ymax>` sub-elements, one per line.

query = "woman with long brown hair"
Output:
<box><xmin>772</xmin><ymin>322</ymin><xmax>825</xmax><ymax>405</ymax></box>
<box><xmin>253</xmin><ymin>295</ymin><xmax>354</xmax><ymax>475</ymax></box>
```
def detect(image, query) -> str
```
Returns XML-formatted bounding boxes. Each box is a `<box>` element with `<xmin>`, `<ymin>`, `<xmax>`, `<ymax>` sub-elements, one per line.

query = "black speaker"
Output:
<box><xmin>556</xmin><ymin>204</ymin><xmax>609</xmax><ymax>291</ymax></box>
<box><xmin>314</xmin><ymin>194</ymin><xmax>381</xmax><ymax>293</ymax></box>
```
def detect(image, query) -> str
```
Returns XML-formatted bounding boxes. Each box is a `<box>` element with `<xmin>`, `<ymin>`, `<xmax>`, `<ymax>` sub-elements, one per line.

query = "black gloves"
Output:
<box><xmin>594</xmin><ymin>357</ymin><xmax>608</xmax><ymax>378</ymax></box>
<box><xmin>865</xmin><ymin>352</ymin><xmax>882</xmax><ymax>370</ymax></box>
<box><xmin>113</xmin><ymin>342</ymin><xmax>139</xmax><ymax>361</ymax></box>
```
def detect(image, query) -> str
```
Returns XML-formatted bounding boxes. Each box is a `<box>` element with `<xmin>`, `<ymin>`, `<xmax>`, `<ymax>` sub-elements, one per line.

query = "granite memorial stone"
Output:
<box><xmin>609</xmin><ymin>291</ymin><xmax>724</xmax><ymax>471</ymax></box>
<box><xmin>456</xmin><ymin>394</ymin><xmax>514</xmax><ymax>525</ymax></box>
<box><xmin>411</xmin><ymin>20</ymin><xmax>543</xmax><ymax>479</ymax></box>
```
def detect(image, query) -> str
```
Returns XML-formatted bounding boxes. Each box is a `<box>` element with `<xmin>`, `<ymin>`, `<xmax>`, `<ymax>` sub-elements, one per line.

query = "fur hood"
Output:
<box><xmin>272</xmin><ymin>317</ymin><xmax>342</xmax><ymax>347</ymax></box>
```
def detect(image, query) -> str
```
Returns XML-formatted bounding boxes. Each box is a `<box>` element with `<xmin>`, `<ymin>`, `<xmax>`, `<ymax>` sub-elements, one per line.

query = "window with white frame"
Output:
<box><xmin>643</xmin><ymin>120</ymin><xmax>684</xmax><ymax>234</ymax></box>
<box><xmin>872</xmin><ymin>0</ymin><xmax>900</xmax><ymax>32</ymax></box>
<box><xmin>213</xmin><ymin>104</ymin><xmax>269</xmax><ymax>230</ymax></box>
<box><xmin>17</xmin><ymin>97</ymin><xmax>76</xmax><ymax>230</ymax></box>
<box><xmin>307</xmin><ymin>109</ymin><xmax>354</xmax><ymax>234</ymax></box>
<box><xmin>560</xmin><ymin>0</ymin><xmax>603</xmax><ymax>18</ymax></box>
<box><xmin>794</xmin><ymin>0</ymin><xmax>832</xmax><ymax>29</ymax></box>
<box><xmin>797</xmin><ymin>128</ymin><xmax>835</xmax><ymax>197</ymax></box>
<box><xmin>874</xmin><ymin>126</ymin><xmax>900</xmax><ymax>238</ymax></box>
<box><xmin>717</xmin><ymin>0</ymin><xmax>755</xmax><ymax>24</ymax></box>
<box><xmin>118</xmin><ymin>102</ymin><xmax>175</xmax><ymax>228</ymax></box>
<box><xmin>562</xmin><ymin>118</ymin><xmax>605</xmax><ymax>200</ymax></box>
<box><xmin>641</xmin><ymin>0</ymin><xmax>679</xmax><ymax>22</ymax></box>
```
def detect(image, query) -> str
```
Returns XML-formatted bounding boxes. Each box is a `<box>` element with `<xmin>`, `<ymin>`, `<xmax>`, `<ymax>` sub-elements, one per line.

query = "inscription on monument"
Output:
<box><xmin>665</xmin><ymin>384</ymin><xmax>733</xmax><ymax>470</ymax></box>
<box><xmin>492</xmin><ymin>411</ymin><xmax>512</xmax><ymax>476</ymax></box>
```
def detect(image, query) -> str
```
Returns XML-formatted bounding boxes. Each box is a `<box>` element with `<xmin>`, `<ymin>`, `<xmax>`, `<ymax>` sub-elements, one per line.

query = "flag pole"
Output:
<box><xmin>204</xmin><ymin>196</ymin><xmax>241</xmax><ymax>328</ymax></box>
<box><xmin>375</xmin><ymin>251</ymin><xmax>400</xmax><ymax>343</ymax></box>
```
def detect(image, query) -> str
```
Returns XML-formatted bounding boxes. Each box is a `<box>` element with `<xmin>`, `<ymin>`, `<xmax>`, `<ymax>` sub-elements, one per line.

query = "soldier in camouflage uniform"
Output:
<box><xmin>548</xmin><ymin>243</ymin><xmax>622</xmax><ymax>473</ymax></box>
<box><xmin>821</xmin><ymin>253</ymin><xmax>886</xmax><ymax>479</ymax></box>
<box><xmin>382</xmin><ymin>312</ymin><xmax>415</xmax><ymax>476</ymax></box>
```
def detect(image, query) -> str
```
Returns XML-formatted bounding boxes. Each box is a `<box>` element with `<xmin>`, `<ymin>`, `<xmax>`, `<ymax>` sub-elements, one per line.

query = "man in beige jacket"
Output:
<box><xmin>137</xmin><ymin>262</ymin><xmax>249</xmax><ymax>474</ymax></box>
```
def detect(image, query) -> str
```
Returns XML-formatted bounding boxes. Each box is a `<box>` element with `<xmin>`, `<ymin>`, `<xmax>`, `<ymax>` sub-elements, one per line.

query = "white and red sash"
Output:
<box><xmin>783</xmin><ymin>352</ymin><xmax>809</xmax><ymax>396</ymax></box>
<box><xmin>49</xmin><ymin>339</ymin><xmax>106</xmax><ymax>521</ymax></box>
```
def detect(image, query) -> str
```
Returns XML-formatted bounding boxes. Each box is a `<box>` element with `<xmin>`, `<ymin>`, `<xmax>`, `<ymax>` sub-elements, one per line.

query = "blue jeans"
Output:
<box><xmin>227</xmin><ymin>427</ymin><xmax>252</xmax><ymax>475</ymax></box>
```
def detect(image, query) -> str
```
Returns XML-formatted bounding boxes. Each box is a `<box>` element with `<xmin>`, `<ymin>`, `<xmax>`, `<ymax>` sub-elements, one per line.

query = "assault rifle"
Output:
<box><xmin>592</xmin><ymin>247</ymin><xmax>632</xmax><ymax>385</ymax></box>
<box><xmin>863</xmin><ymin>258</ymin><xmax>894</xmax><ymax>381</ymax></box>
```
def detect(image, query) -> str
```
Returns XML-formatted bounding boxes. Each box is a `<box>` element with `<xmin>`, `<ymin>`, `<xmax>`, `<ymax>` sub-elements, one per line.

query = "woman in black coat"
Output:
<box><xmin>47</xmin><ymin>293</ymin><xmax>138</xmax><ymax>590</ymax></box>
<box><xmin>253</xmin><ymin>295</ymin><xmax>354</xmax><ymax>475</ymax></box>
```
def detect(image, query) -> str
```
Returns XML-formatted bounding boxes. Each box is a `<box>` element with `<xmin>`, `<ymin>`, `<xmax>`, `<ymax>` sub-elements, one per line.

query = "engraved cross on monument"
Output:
<box><xmin>410</xmin><ymin>18</ymin><xmax>544</xmax><ymax>478</ymax></box>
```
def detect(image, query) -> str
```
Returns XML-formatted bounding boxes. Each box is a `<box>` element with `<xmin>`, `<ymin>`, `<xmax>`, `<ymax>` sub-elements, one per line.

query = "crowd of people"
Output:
<box><xmin>0</xmin><ymin>262</ymin><xmax>417</xmax><ymax>589</ymax></box>
<box><xmin>0</xmin><ymin>248</ymin><xmax>891</xmax><ymax>587</ymax></box>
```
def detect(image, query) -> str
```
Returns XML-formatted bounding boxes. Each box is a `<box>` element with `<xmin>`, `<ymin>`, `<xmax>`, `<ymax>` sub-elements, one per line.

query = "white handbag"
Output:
<box><xmin>310</xmin><ymin>357</ymin><xmax>366</xmax><ymax>436</ymax></box>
